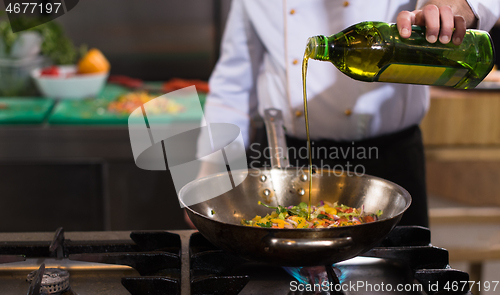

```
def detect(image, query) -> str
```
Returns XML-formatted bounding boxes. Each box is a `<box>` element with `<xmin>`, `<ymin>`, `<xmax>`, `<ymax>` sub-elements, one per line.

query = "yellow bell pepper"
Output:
<box><xmin>259</xmin><ymin>218</ymin><xmax>269</xmax><ymax>224</ymax></box>
<box><xmin>324</xmin><ymin>204</ymin><xmax>337</xmax><ymax>215</ymax></box>
<box><xmin>290</xmin><ymin>216</ymin><xmax>308</xmax><ymax>228</ymax></box>
<box><xmin>270</xmin><ymin>219</ymin><xmax>288</xmax><ymax>229</ymax></box>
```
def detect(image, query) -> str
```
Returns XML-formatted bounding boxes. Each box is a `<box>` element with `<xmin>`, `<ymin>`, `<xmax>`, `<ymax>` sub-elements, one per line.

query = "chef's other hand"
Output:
<box><xmin>396</xmin><ymin>0</ymin><xmax>477</xmax><ymax>45</ymax></box>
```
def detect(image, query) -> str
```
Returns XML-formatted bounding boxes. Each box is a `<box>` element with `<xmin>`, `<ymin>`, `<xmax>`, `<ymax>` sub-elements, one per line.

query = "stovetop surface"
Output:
<box><xmin>0</xmin><ymin>228</ymin><xmax>473</xmax><ymax>295</ymax></box>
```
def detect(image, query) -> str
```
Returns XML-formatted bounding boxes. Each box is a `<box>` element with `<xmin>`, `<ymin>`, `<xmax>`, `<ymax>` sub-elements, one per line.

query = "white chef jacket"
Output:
<box><xmin>198</xmin><ymin>0</ymin><xmax>499</xmax><ymax>158</ymax></box>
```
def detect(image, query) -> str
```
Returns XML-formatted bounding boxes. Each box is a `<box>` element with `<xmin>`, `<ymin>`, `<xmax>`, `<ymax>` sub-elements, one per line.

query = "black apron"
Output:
<box><xmin>246</xmin><ymin>125</ymin><xmax>428</xmax><ymax>227</ymax></box>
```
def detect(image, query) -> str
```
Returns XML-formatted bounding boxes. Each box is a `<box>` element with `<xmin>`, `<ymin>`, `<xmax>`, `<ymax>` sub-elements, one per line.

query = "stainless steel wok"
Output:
<box><xmin>179</xmin><ymin>109</ymin><xmax>411</xmax><ymax>266</ymax></box>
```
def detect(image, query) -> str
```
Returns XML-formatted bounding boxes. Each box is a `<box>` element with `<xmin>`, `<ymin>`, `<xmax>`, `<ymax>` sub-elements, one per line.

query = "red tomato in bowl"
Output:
<box><xmin>40</xmin><ymin>66</ymin><xmax>59</xmax><ymax>77</ymax></box>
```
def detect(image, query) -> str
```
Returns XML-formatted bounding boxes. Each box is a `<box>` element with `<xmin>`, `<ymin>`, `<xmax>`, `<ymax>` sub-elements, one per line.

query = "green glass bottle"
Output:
<box><xmin>305</xmin><ymin>21</ymin><xmax>495</xmax><ymax>89</ymax></box>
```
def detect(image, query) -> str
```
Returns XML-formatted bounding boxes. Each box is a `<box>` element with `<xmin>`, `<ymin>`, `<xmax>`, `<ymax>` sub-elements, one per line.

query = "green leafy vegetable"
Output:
<box><xmin>287</xmin><ymin>207</ymin><xmax>308</xmax><ymax>218</ymax></box>
<box><xmin>258</xmin><ymin>201</ymin><xmax>287</xmax><ymax>215</ymax></box>
<box><xmin>317</xmin><ymin>214</ymin><xmax>330</xmax><ymax>220</ymax></box>
<box><xmin>0</xmin><ymin>11</ymin><xmax>84</xmax><ymax>64</ymax></box>
<box><xmin>256</xmin><ymin>221</ymin><xmax>272</xmax><ymax>228</ymax></box>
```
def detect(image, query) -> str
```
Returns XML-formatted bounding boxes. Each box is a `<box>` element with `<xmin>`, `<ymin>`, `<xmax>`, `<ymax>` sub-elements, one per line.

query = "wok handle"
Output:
<box><xmin>264</xmin><ymin>236</ymin><xmax>352</xmax><ymax>251</ymax></box>
<box><xmin>263</xmin><ymin>108</ymin><xmax>290</xmax><ymax>169</ymax></box>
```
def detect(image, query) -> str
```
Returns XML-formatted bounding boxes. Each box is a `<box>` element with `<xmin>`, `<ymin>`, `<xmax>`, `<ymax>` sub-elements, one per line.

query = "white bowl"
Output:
<box><xmin>31</xmin><ymin>65</ymin><xmax>108</xmax><ymax>99</ymax></box>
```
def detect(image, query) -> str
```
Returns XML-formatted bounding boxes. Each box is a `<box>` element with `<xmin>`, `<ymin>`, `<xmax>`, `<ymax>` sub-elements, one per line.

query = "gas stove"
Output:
<box><xmin>0</xmin><ymin>226</ymin><xmax>472</xmax><ymax>294</ymax></box>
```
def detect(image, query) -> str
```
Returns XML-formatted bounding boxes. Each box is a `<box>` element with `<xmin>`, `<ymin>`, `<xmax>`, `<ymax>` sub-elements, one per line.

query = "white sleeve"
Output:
<box><xmin>464</xmin><ymin>0</ymin><xmax>500</xmax><ymax>31</ymax></box>
<box><xmin>196</xmin><ymin>0</ymin><xmax>264</xmax><ymax>162</ymax></box>
<box><xmin>416</xmin><ymin>0</ymin><xmax>500</xmax><ymax>31</ymax></box>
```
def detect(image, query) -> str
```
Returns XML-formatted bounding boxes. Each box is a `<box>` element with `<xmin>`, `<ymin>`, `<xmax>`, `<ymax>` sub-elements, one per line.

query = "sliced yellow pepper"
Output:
<box><xmin>324</xmin><ymin>204</ymin><xmax>337</xmax><ymax>215</ymax></box>
<box><xmin>290</xmin><ymin>216</ymin><xmax>308</xmax><ymax>228</ymax></box>
<box><xmin>270</xmin><ymin>218</ymin><xmax>288</xmax><ymax>229</ymax></box>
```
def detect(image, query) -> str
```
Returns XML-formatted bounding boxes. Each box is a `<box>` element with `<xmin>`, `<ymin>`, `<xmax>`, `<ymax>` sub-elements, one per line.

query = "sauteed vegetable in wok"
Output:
<box><xmin>241</xmin><ymin>201</ymin><xmax>382</xmax><ymax>229</ymax></box>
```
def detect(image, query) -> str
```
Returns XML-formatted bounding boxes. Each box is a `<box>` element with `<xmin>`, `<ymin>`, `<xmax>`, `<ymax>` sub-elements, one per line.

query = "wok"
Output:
<box><xmin>180</xmin><ymin>109</ymin><xmax>411</xmax><ymax>266</ymax></box>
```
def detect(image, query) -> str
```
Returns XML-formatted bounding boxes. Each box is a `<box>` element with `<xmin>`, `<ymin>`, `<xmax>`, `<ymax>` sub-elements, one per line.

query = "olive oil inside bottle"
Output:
<box><xmin>302</xmin><ymin>53</ymin><xmax>313</xmax><ymax>220</ymax></box>
<box><xmin>306</xmin><ymin>22</ymin><xmax>494</xmax><ymax>89</ymax></box>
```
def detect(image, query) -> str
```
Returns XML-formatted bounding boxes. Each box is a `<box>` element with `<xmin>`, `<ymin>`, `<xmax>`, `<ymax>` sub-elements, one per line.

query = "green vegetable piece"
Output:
<box><xmin>297</xmin><ymin>210</ymin><xmax>308</xmax><ymax>218</ymax></box>
<box><xmin>287</xmin><ymin>208</ymin><xmax>302</xmax><ymax>217</ymax></box>
<box><xmin>258</xmin><ymin>201</ymin><xmax>278</xmax><ymax>210</ymax></box>
<box><xmin>317</xmin><ymin>214</ymin><xmax>330</xmax><ymax>220</ymax></box>
<box><xmin>257</xmin><ymin>221</ymin><xmax>272</xmax><ymax>228</ymax></box>
<box><xmin>298</xmin><ymin>202</ymin><xmax>308</xmax><ymax>210</ymax></box>
<box><xmin>376</xmin><ymin>210</ymin><xmax>383</xmax><ymax>217</ymax></box>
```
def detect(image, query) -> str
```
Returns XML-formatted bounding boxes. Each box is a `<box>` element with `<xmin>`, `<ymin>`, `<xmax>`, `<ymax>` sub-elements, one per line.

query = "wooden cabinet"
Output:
<box><xmin>423</xmin><ymin>87</ymin><xmax>500</xmax><ymax>206</ymax></box>
<box><xmin>421</xmin><ymin>87</ymin><xmax>500</xmax><ymax>145</ymax></box>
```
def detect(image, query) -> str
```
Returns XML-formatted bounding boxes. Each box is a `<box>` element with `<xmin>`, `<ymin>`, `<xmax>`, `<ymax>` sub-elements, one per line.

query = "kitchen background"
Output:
<box><xmin>0</xmin><ymin>1</ymin><xmax>500</xmax><ymax>293</ymax></box>
<box><xmin>0</xmin><ymin>0</ymin><xmax>232</xmax><ymax>233</ymax></box>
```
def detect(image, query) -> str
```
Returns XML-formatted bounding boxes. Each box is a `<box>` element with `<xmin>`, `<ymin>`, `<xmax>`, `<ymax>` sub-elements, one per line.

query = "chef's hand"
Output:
<box><xmin>396</xmin><ymin>0</ymin><xmax>477</xmax><ymax>45</ymax></box>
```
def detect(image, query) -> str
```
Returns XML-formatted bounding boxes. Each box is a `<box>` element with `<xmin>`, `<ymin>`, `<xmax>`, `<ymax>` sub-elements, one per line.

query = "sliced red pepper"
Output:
<box><xmin>364</xmin><ymin>216</ymin><xmax>375</xmax><ymax>223</ymax></box>
<box><xmin>108</xmin><ymin>75</ymin><xmax>144</xmax><ymax>88</ymax></box>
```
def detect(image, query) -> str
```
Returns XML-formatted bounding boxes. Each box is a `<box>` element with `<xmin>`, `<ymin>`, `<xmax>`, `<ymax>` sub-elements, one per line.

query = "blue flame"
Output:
<box><xmin>283</xmin><ymin>264</ymin><xmax>348</xmax><ymax>285</ymax></box>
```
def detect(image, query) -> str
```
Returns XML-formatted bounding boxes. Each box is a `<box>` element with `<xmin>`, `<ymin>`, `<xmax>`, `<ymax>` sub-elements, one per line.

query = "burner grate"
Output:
<box><xmin>0</xmin><ymin>255</ymin><xmax>25</xmax><ymax>265</ymax></box>
<box><xmin>188</xmin><ymin>226</ymin><xmax>473</xmax><ymax>295</ymax></box>
<box><xmin>0</xmin><ymin>227</ymin><xmax>475</xmax><ymax>295</ymax></box>
<box><xmin>121</xmin><ymin>276</ymin><xmax>180</xmax><ymax>295</ymax></box>
<box><xmin>68</xmin><ymin>231</ymin><xmax>182</xmax><ymax>294</ymax></box>
<box><xmin>0</xmin><ymin>228</ymin><xmax>182</xmax><ymax>295</ymax></box>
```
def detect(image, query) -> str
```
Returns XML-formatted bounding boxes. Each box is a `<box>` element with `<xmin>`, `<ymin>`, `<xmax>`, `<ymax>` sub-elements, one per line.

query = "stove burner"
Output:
<box><xmin>189</xmin><ymin>227</ymin><xmax>473</xmax><ymax>295</ymax></box>
<box><xmin>0</xmin><ymin>227</ymin><xmax>476</xmax><ymax>295</ymax></box>
<box><xmin>27</xmin><ymin>268</ymin><xmax>70</xmax><ymax>294</ymax></box>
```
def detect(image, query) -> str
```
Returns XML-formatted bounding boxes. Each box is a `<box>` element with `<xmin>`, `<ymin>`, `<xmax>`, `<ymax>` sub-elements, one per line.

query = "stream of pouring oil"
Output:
<box><xmin>302</xmin><ymin>53</ymin><xmax>313</xmax><ymax>220</ymax></box>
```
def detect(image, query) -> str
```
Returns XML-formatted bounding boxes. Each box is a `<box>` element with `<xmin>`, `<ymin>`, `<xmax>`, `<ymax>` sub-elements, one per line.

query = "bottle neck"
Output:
<box><xmin>306</xmin><ymin>35</ymin><xmax>331</xmax><ymax>61</ymax></box>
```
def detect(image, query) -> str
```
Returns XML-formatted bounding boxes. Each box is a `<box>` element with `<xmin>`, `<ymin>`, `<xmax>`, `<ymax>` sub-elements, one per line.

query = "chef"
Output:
<box><xmin>192</xmin><ymin>0</ymin><xmax>499</xmax><ymax>227</ymax></box>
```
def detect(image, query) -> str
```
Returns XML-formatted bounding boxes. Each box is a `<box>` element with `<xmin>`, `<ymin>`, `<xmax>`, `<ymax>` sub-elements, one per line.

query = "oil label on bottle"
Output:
<box><xmin>377</xmin><ymin>64</ymin><xmax>468</xmax><ymax>86</ymax></box>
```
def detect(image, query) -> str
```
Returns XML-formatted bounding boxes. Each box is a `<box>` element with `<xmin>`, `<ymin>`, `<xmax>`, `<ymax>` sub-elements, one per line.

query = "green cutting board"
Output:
<box><xmin>48</xmin><ymin>84</ymin><xmax>206</xmax><ymax>125</ymax></box>
<box><xmin>0</xmin><ymin>98</ymin><xmax>55</xmax><ymax>124</ymax></box>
